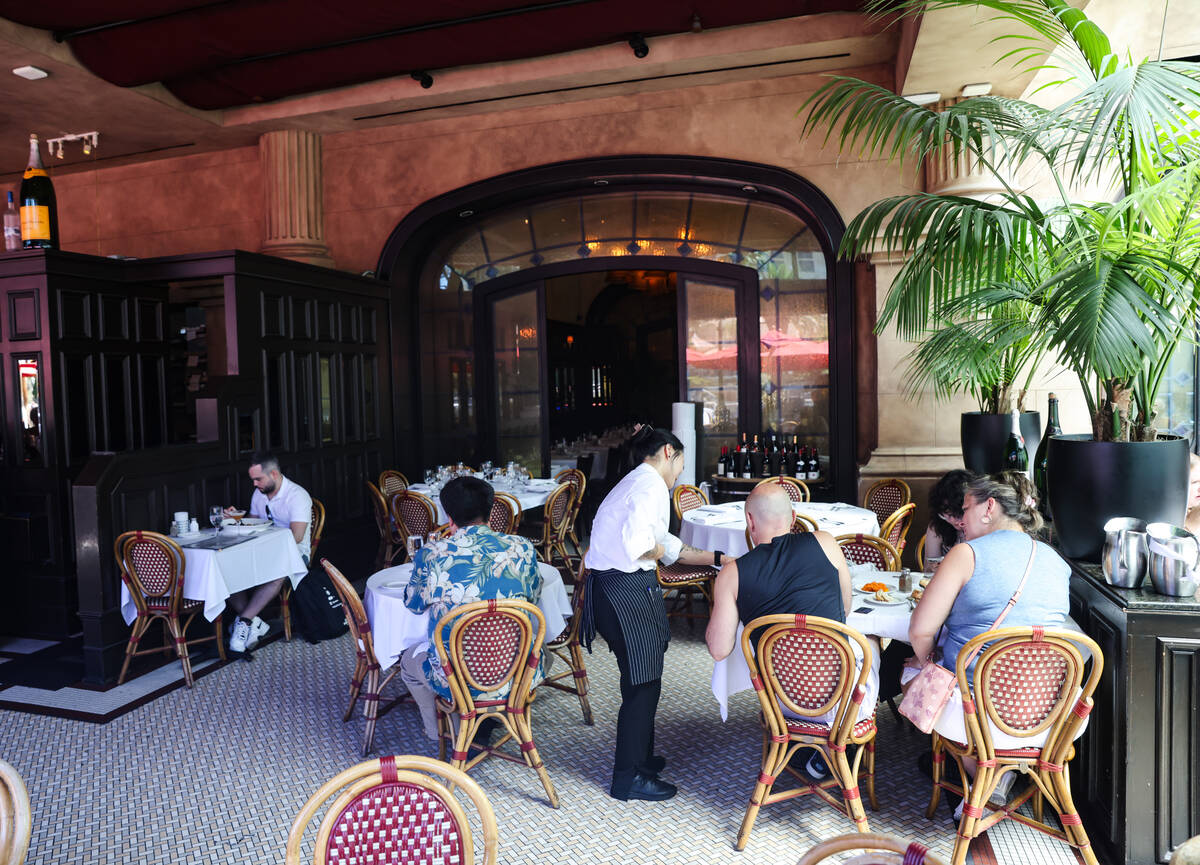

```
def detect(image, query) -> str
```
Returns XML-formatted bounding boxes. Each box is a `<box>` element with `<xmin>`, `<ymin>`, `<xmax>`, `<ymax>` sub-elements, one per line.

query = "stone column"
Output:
<box><xmin>924</xmin><ymin>98</ymin><xmax>1013</xmax><ymax>199</ymax></box>
<box><xmin>259</xmin><ymin>130</ymin><xmax>334</xmax><ymax>268</ymax></box>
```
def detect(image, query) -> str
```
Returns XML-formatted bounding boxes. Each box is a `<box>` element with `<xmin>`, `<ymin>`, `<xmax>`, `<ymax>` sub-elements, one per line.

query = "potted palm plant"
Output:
<box><xmin>803</xmin><ymin>0</ymin><xmax>1200</xmax><ymax>559</ymax></box>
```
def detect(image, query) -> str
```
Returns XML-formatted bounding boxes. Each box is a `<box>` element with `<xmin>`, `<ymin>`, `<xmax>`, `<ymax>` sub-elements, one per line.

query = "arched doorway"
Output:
<box><xmin>377</xmin><ymin>156</ymin><xmax>856</xmax><ymax>502</ymax></box>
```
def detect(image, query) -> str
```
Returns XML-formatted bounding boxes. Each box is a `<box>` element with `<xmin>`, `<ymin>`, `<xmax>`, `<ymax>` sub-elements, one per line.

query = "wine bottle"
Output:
<box><xmin>1033</xmin><ymin>393</ymin><xmax>1061</xmax><ymax>514</ymax></box>
<box><xmin>1003</xmin><ymin>408</ymin><xmax>1028</xmax><ymax>472</ymax></box>
<box><xmin>767</xmin><ymin>434</ymin><xmax>781</xmax><ymax>476</ymax></box>
<box><xmin>716</xmin><ymin>446</ymin><xmax>727</xmax><ymax>478</ymax></box>
<box><xmin>759</xmin><ymin>434</ymin><xmax>771</xmax><ymax>478</ymax></box>
<box><xmin>3</xmin><ymin>191</ymin><xmax>19</xmax><ymax>251</ymax></box>
<box><xmin>807</xmin><ymin>445</ymin><xmax>820</xmax><ymax>481</ymax></box>
<box><xmin>20</xmin><ymin>135</ymin><xmax>57</xmax><ymax>250</ymax></box>
<box><xmin>745</xmin><ymin>434</ymin><xmax>759</xmax><ymax>479</ymax></box>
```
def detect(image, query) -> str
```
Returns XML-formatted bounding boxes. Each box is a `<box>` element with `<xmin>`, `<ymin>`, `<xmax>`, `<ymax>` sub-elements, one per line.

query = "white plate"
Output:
<box><xmin>852</xmin><ymin>573</ymin><xmax>900</xmax><ymax>594</ymax></box>
<box><xmin>863</xmin><ymin>592</ymin><xmax>908</xmax><ymax>606</ymax></box>
<box><xmin>380</xmin><ymin>580</ymin><xmax>408</xmax><ymax>590</ymax></box>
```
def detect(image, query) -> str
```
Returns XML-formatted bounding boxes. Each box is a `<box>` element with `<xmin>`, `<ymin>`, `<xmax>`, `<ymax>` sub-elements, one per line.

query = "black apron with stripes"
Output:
<box><xmin>582</xmin><ymin>567</ymin><xmax>670</xmax><ymax>685</ymax></box>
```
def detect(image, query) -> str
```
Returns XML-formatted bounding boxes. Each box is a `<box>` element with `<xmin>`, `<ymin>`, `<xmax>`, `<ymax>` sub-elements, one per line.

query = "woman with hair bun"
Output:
<box><xmin>907</xmin><ymin>471</ymin><xmax>1071</xmax><ymax>756</ymax></box>
<box><xmin>583</xmin><ymin>423</ymin><xmax>730</xmax><ymax>802</ymax></box>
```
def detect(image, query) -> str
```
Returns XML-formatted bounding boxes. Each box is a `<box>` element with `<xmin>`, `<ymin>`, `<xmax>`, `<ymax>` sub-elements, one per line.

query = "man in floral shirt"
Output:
<box><xmin>399</xmin><ymin>476</ymin><xmax>543</xmax><ymax>742</ymax></box>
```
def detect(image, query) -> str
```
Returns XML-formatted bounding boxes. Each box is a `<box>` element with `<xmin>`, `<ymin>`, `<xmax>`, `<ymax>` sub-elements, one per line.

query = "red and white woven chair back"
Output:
<box><xmin>325</xmin><ymin>779</ymin><xmax>465</xmax><ymax>865</ymax></box>
<box><xmin>393</xmin><ymin>491</ymin><xmax>437</xmax><ymax>539</ymax></box>
<box><xmin>379</xmin><ymin>470</ymin><xmax>408</xmax><ymax>497</ymax></box>
<box><xmin>793</xmin><ymin>513</ymin><xmax>818</xmax><ymax>533</ymax></box>
<box><xmin>673</xmin><ymin>484</ymin><xmax>708</xmax><ymax>518</ymax></box>
<box><xmin>865</xmin><ymin>479</ymin><xmax>910</xmax><ymax>526</ymax></box>
<box><xmin>762</xmin><ymin>625</ymin><xmax>851</xmax><ymax>716</ymax></box>
<box><xmin>978</xmin><ymin>638</ymin><xmax>1074</xmax><ymax>736</ymax></box>
<box><xmin>776</xmin><ymin>477</ymin><xmax>809</xmax><ymax>503</ymax></box>
<box><xmin>487</xmin><ymin>495</ymin><xmax>517</xmax><ymax>534</ymax></box>
<box><xmin>367</xmin><ymin>482</ymin><xmax>391</xmax><ymax>537</ymax></box>
<box><xmin>546</xmin><ymin>484</ymin><xmax>572</xmax><ymax>531</ymax></box>
<box><xmin>880</xmin><ymin>503</ymin><xmax>916</xmax><ymax>552</ymax></box>
<box><xmin>122</xmin><ymin>532</ymin><xmax>182</xmax><ymax>599</ymax></box>
<box><xmin>459</xmin><ymin>612</ymin><xmax>525</xmax><ymax>692</ymax></box>
<box><xmin>836</xmin><ymin>534</ymin><xmax>899</xmax><ymax>571</ymax></box>
<box><xmin>555</xmin><ymin>468</ymin><xmax>585</xmax><ymax>500</ymax></box>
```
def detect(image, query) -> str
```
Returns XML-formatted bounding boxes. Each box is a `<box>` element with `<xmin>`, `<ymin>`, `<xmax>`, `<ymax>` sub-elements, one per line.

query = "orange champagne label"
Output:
<box><xmin>20</xmin><ymin>205</ymin><xmax>50</xmax><ymax>241</ymax></box>
<box><xmin>22</xmin><ymin>168</ymin><xmax>47</xmax><ymax>179</ymax></box>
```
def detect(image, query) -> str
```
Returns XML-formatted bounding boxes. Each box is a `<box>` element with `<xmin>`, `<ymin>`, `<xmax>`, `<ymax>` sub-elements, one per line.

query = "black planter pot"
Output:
<box><xmin>1047</xmin><ymin>434</ymin><xmax>1190</xmax><ymax>561</ymax></box>
<box><xmin>960</xmin><ymin>411</ymin><xmax>1041</xmax><ymax>475</ymax></box>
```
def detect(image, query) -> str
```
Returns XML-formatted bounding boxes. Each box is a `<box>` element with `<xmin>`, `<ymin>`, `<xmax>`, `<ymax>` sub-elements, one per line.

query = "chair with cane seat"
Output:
<box><xmin>279</xmin><ymin>497</ymin><xmax>325</xmax><ymax>641</ymax></box>
<box><xmin>755</xmin><ymin>475</ymin><xmax>811</xmax><ymax>502</ymax></box>
<box><xmin>671</xmin><ymin>483</ymin><xmax>709</xmax><ymax>521</ymax></box>
<box><xmin>879</xmin><ymin>502</ymin><xmax>917</xmax><ymax>557</ymax></box>
<box><xmin>286</xmin><ymin>754</ymin><xmax>498</xmax><ymax>865</ymax></box>
<box><xmin>488</xmin><ymin>492</ymin><xmax>522</xmax><ymax>534</ymax></box>
<box><xmin>836</xmin><ymin>534</ymin><xmax>901</xmax><ymax>572</ymax></box>
<box><xmin>377</xmin><ymin>470</ymin><xmax>409</xmax><ymax>497</ymax></box>
<box><xmin>390</xmin><ymin>490</ymin><xmax>438</xmax><ymax>562</ymax></box>
<box><xmin>553</xmin><ymin>468</ymin><xmax>587</xmax><ymax>559</ymax></box>
<box><xmin>367</xmin><ymin>481</ymin><xmax>402</xmax><ymax>569</ymax></box>
<box><xmin>798</xmin><ymin>834</ymin><xmax>947</xmax><ymax>865</ymax></box>
<box><xmin>746</xmin><ymin>513</ymin><xmax>820</xmax><ymax>551</ymax></box>
<box><xmin>657</xmin><ymin>559</ymin><xmax>717</xmax><ymax>623</ymax></box>
<box><xmin>115</xmin><ymin>530</ymin><xmax>225</xmax><ymax>688</ymax></box>
<box><xmin>321</xmin><ymin>559</ymin><xmax>410</xmax><ymax>757</ymax></box>
<box><xmin>0</xmin><ymin>759</ymin><xmax>32</xmax><ymax>865</ymax></box>
<box><xmin>863</xmin><ymin>478</ymin><xmax>912</xmax><ymax>528</ymax></box>
<box><xmin>434</xmin><ymin>599</ymin><xmax>559</xmax><ymax>808</ymax></box>
<box><xmin>541</xmin><ymin>558</ymin><xmax>594</xmax><ymax>725</ymax></box>
<box><xmin>533</xmin><ymin>483</ymin><xmax>575</xmax><ymax>569</ymax></box>
<box><xmin>736</xmin><ymin>614</ymin><xmax>879</xmax><ymax>848</ymax></box>
<box><xmin>927</xmin><ymin>626</ymin><xmax>1104</xmax><ymax>865</ymax></box>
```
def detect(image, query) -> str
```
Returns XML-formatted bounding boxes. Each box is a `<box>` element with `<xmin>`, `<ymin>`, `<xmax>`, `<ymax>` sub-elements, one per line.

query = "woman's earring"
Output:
<box><xmin>980</xmin><ymin>515</ymin><xmax>991</xmax><ymax>524</ymax></box>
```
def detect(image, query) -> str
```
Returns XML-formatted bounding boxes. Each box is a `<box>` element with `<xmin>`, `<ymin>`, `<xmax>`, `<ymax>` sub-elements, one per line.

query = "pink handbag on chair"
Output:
<box><xmin>898</xmin><ymin>540</ymin><xmax>1037</xmax><ymax>734</ymax></box>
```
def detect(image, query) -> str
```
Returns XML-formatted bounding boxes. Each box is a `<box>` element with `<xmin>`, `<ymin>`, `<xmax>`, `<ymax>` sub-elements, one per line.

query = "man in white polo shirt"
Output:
<box><xmin>225</xmin><ymin>451</ymin><xmax>313</xmax><ymax>652</ymax></box>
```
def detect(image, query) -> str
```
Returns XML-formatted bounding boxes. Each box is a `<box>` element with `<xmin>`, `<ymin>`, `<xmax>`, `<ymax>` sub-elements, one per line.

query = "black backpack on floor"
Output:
<box><xmin>289</xmin><ymin>567</ymin><xmax>349</xmax><ymax>643</ymax></box>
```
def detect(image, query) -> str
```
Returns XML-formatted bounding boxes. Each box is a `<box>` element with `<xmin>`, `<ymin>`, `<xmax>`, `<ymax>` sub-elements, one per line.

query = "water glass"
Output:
<box><xmin>424</xmin><ymin>469</ymin><xmax>435</xmax><ymax>486</ymax></box>
<box><xmin>406</xmin><ymin>535</ymin><xmax>423</xmax><ymax>559</ymax></box>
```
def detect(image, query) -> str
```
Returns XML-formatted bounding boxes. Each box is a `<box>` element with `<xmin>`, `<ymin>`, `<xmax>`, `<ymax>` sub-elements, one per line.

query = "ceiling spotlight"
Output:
<box><xmin>629</xmin><ymin>34</ymin><xmax>649</xmax><ymax>59</ymax></box>
<box><xmin>410</xmin><ymin>71</ymin><xmax>433</xmax><ymax>89</ymax></box>
<box><xmin>902</xmin><ymin>91</ymin><xmax>941</xmax><ymax>106</ymax></box>
<box><xmin>961</xmin><ymin>82</ymin><xmax>992</xmax><ymax>98</ymax></box>
<box><xmin>12</xmin><ymin>65</ymin><xmax>49</xmax><ymax>80</ymax></box>
<box><xmin>46</xmin><ymin>131</ymin><xmax>99</xmax><ymax>160</ymax></box>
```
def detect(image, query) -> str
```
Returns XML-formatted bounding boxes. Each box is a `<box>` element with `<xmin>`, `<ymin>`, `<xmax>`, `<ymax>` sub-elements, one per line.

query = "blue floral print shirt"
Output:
<box><xmin>404</xmin><ymin>524</ymin><xmax>544</xmax><ymax>700</ymax></box>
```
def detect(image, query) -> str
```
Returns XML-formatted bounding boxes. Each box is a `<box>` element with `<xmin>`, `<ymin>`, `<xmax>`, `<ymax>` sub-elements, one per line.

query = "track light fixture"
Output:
<box><xmin>628</xmin><ymin>34</ymin><xmax>649</xmax><ymax>59</ymax></box>
<box><xmin>411</xmin><ymin>71</ymin><xmax>433</xmax><ymax>89</ymax></box>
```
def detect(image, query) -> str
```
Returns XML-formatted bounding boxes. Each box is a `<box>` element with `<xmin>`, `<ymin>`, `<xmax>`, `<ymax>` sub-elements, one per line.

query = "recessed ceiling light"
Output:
<box><xmin>961</xmin><ymin>82</ymin><xmax>993</xmax><ymax>98</ymax></box>
<box><xmin>12</xmin><ymin>65</ymin><xmax>49</xmax><ymax>81</ymax></box>
<box><xmin>903</xmin><ymin>92</ymin><xmax>941</xmax><ymax>106</ymax></box>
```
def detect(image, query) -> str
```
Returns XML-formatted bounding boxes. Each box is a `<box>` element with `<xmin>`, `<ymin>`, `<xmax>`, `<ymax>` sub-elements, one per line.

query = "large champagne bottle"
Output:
<box><xmin>20</xmin><ymin>135</ymin><xmax>57</xmax><ymax>250</ymax></box>
<box><xmin>1033</xmin><ymin>393</ymin><xmax>1062</xmax><ymax>515</ymax></box>
<box><xmin>1002</xmin><ymin>408</ymin><xmax>1028</xmax><ymax>473</ymax></box>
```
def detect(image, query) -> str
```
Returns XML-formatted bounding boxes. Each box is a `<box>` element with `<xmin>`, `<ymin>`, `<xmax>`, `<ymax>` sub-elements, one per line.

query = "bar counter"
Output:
<box><xmin>1068</xmin><ymin>562</ymin><xmax>1199</xmax><ymax>864</ymax></box>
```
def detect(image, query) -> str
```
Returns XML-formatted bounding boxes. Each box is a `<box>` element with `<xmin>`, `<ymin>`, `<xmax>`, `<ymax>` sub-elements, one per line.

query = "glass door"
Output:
<box><xmin>678</xmin><ymin>270</ymin><xmax>760</xmax><ymax>480</ymax></box>
<box><xmin>483</xmin><ymin>282</ymin><xmax>548</xmax><ymax>474</ymax></box>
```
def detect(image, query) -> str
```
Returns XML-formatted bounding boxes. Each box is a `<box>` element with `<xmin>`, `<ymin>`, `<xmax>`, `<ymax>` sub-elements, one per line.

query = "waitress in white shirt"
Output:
<box><xmin>583</xmin><ymin>424</ymin><xmax>730</xmax><ymax>802</ymax></box>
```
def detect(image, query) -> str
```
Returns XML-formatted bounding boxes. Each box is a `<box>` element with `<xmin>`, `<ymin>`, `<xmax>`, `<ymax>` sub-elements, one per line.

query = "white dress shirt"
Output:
<box><xmin>586</xmin><ymin>463</ymin><xmax>683</xmax><ymax>572</ymax></box>
<box><xmin>250</xmin><ymin>475</ymin><xmax>313</xmax><ymax>559</ymax></box>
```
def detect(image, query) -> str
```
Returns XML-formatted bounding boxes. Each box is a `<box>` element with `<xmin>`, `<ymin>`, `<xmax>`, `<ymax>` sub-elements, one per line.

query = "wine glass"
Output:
<box><xmin>424</xmin><ymin>469</ymin><xmax>435</xmax><ymax>487</ymax></box>
<box><xmin>209</xmin><ymin>506</ymin><xmax>224</xmax><ymax>549</ymax></box>
<box><xmin>406</xmin><ymin>535</ymin><xmax>423</xmax><ymax>560</ymax></box>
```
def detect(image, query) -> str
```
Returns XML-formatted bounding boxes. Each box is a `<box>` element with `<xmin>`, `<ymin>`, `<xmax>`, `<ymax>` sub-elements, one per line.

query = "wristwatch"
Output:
<box><xmin>714</xmin><ymin>550</ymin><xmax>725</xmax><ymax>567</ymax></box>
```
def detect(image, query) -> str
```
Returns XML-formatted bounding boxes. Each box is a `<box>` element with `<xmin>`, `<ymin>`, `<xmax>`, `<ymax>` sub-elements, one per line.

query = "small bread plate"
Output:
<box><xmin>863</xmin><ymin>591</ymin><xmax>908</xmax><ymax>606</ymax></box>
<box><xmin>852</xmin><ymin>573</ymin><xmax>900</xmax><ymax>595</ymax></box>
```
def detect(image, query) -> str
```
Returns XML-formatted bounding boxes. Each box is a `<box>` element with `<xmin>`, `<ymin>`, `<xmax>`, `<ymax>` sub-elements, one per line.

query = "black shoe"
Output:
<box><xmin>642</xmin><ymin>754</ymin><xmax>666</xmax><ymax>775</ymax></box>
<box><xmin>471</xmin><ymin>718</ymin><xmax>501</xmax><ymax>747</ymax></box>
<box><xmin>787</xmin><ymin>750</ymin><xmax>831</xmax><ymax>781</ymax></box>
<box><xmin>611</xmin><ymin>772</ymin><xmax>677</xmax><ymax>802</ymax></box>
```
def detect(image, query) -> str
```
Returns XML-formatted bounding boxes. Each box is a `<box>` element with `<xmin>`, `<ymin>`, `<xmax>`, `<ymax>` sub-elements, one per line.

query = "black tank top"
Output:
<box><xmin>735</xmin><ymin>532</ymin><xmax>845</xmax><ymax>645</ymax></box>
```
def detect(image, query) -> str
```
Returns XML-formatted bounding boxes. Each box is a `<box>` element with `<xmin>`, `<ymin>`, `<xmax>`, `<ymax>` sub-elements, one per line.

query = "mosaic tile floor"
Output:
<box><xmin>0</xmin><ymin>619</ymin><xmax>1086</xmax><ymax>864</ymax></box>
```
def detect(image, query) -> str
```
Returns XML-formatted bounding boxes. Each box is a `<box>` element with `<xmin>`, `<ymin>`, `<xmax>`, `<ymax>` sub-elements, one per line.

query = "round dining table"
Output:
<box><xmin>680</xmin><ymin>499</ymin><xmax>881</xmax><ymax>558</ymax></box>
<box><xmin>363</xmin><ymin>560</ymin><xmax>572</xmax><ymax>667</ymax></box>
<box><xmin>407</xmin><ymin>478</ymin><xmax>562</xmax><ymax>524</ymax></box>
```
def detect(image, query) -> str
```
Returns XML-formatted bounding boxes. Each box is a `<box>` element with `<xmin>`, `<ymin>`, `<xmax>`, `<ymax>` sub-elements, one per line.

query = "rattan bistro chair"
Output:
<box><xmin>553</xmin><ymin>467</ymin><xmax>587</xmax><ymax>558</ymax></box>
<box><xmin>755</xmin><ymin>475</ymin><xmax>812</xmax><ymax>502</ymax></box>
<box><xmin>879</xmin><ymin>502</ymin><xmax>917</xmax><ymax>557</ymax></box>
<box><xmin>657</xmin><ymin>559</ymin><xmax>717</xmax><ymax>623</ymax></box>
<box><xmin>377</xmin><ymin>469</ymin><xmax>409</xmax><ymax>498</ymax></box>
<box><xmin>798</xmin><ymin>834</ymin><xmax>947</xmax><ymax>865</ymax></box>
<box><xmin>390</xmin><ymin>489</ymin><xmax>438</xmax><ymax>562</ymax></box>
<box><xmin>279</xmin><ymin>497</ymin><xmax>325</xmax><ymax>642</ymax></box>
<box><xmin>745</xmin><ymin>513</ymin><xmax>819</xmax><ymax>551</ymax></box>
<box><xmin>367</xmin><ymin>481</ymin><xmax>403</xmax><ymax>569</ymax></box>
<box><xmin>0</xmin><ymin>759</ymin><xmax>31</xmax><ymax>865</ymax></box>
<box><xmin>671</xmin><ymin>483</ymin><xmax>709</xmax><ymax>521</ymax></box>
<box><xmin>321</xmin><ymin>559</ymin><xmax>410</xmax><ymax>756</ymax></box>
<box><xmin>736</xmin><ymin>614</ymin><xmax>879</xmax><ymax>848</ymax></box>
<box><xmin>286</xmin><ymin>754</ymin><xmax>498</xmax><ymax>865</ymax></box>
<box><xmin>433</xmin><ymin>599</ymin><xmax>559</xmax><ymax>808</ymax></box>
<box><xmin>541</xmin><ymin>558</ymin><xmax>594</xmax><ymax>725</ymax></box>
<box><xmin>115</xmin><ymin>530</ymin><xmax>225</xmax><ymax>687</ymax></box>
<box><xmin>488</xmin><ymin>492</ymin><xmax>522</xmax><ymax>534</ymax></box>
<box><xmin>836</xmin><ymin>534</ymin><xmax>901</xmax><ymax>572</ymax></box>
<box><xmin>534</xmin><ymin>483</ymin><xmax>575</xmax><ymax>568</ymax></box>
<box><xmin>928</xmin><ymin>627</ymin><xmax>1104</xmax><ymax>865</ymax></box>
<box><xmin>863</xmin><ymin>478</ymin><xmax>912</xmax><ymax>528</ymax></box>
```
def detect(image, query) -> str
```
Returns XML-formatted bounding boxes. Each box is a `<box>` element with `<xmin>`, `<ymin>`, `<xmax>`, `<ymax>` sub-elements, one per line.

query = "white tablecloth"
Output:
<box><xmin>364</xmin><ymin>560</ymin><xmax>571</xmax><ymax>667</ymax></box>
<box><xmin>119</xmin><ymin>527</ymin><xmax>308</xmax><ymax>625</ymax></box>
<box><xmin>551</xmin><ymin>446</ymin><xmax>608</xmax><ymax>480</ymax></box>
<box><xmin>681</xmin><ymin>500</ymin><xmax>880</xmax><ymax>558</ymax></box>
<box><xmin>408</xmin><ymin>479</ymin><xmax>559</xmax><ymax>525</ymax></box>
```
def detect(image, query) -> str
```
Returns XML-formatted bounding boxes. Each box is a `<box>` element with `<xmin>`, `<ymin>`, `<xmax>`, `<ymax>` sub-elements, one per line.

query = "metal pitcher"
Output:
<box><xmin>1145</xmin><ymin>523</ymin><xmax>1200</xmax><ymax>597</ymax></box>
<box><xmin>1101</xmin><ymin>517</ymin><xmax>1148</xmax><ymax>589</ymax></box>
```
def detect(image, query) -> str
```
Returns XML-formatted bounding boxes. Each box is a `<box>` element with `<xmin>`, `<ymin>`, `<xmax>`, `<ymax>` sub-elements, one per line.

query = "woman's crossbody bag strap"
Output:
<box><xmin>961</xmin><ymin>537</ymin><xmax>1038</xmax><ymax>671</ymax></box>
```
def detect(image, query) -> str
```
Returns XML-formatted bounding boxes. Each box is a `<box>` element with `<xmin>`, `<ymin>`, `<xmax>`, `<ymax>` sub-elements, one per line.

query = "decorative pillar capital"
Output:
<box><xmin>923</xmin><ymin>98</ymin><xmax>1014</xmax><ymax>199</ymax></box>
<box><xmin>259</xmin><ymin>129</ymin><xmax>334</xmax><ymax>268</ymax></box>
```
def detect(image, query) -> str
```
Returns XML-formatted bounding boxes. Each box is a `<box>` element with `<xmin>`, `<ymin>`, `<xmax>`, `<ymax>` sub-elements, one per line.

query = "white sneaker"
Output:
<box><xmin>247</xmin><ymin>616</ymin><xmax>270</xmax><ymax>649</ymax></box>
<box><xmin>229</xmin><ymin>617</ymin><xmax>252</xmax><ymax>653</ymax></box>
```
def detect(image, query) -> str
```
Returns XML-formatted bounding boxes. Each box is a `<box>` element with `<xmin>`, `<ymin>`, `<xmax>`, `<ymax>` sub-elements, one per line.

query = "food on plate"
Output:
<box><xmin>919</xmin><ymin>577</ymin><xmax>931</xmax><ymax>588</ymax></box>
<box><xmin>861</xmin><ymin>581</ymin><xmax>889</xmax><ymax>592</ymax></box>
<box><xmin>872</xmin><ymin>590</ymin><xmax>894</xmax><ymax>602</ymax></box>
<box><xmin>910</xmin><ymin>587</ymin><xmax>924</xmax><ymax>601</ymax></box>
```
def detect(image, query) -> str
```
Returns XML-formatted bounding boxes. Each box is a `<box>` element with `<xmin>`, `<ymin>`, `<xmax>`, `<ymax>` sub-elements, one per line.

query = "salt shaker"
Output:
<box><xmin>188</xmin><ymin>517</ymin><xmax>199</xmax><ymax>534</ymax></box>
<box><xmin>898</xmin><ymin>567</ymin><xmax>912</xmax><ymax>593</ymax></box>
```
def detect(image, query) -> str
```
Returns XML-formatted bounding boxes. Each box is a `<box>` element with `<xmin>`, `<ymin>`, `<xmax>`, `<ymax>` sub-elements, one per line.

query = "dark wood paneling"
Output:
<box><xmin>8</xmin><ymin>289</ymin><xmax>39</xmax><ymax>340</ymax></box>
<box><xmin>1156</xmin><ymin>637</ymin><xmax>1199</xmax><ymax>860</ymax></box>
